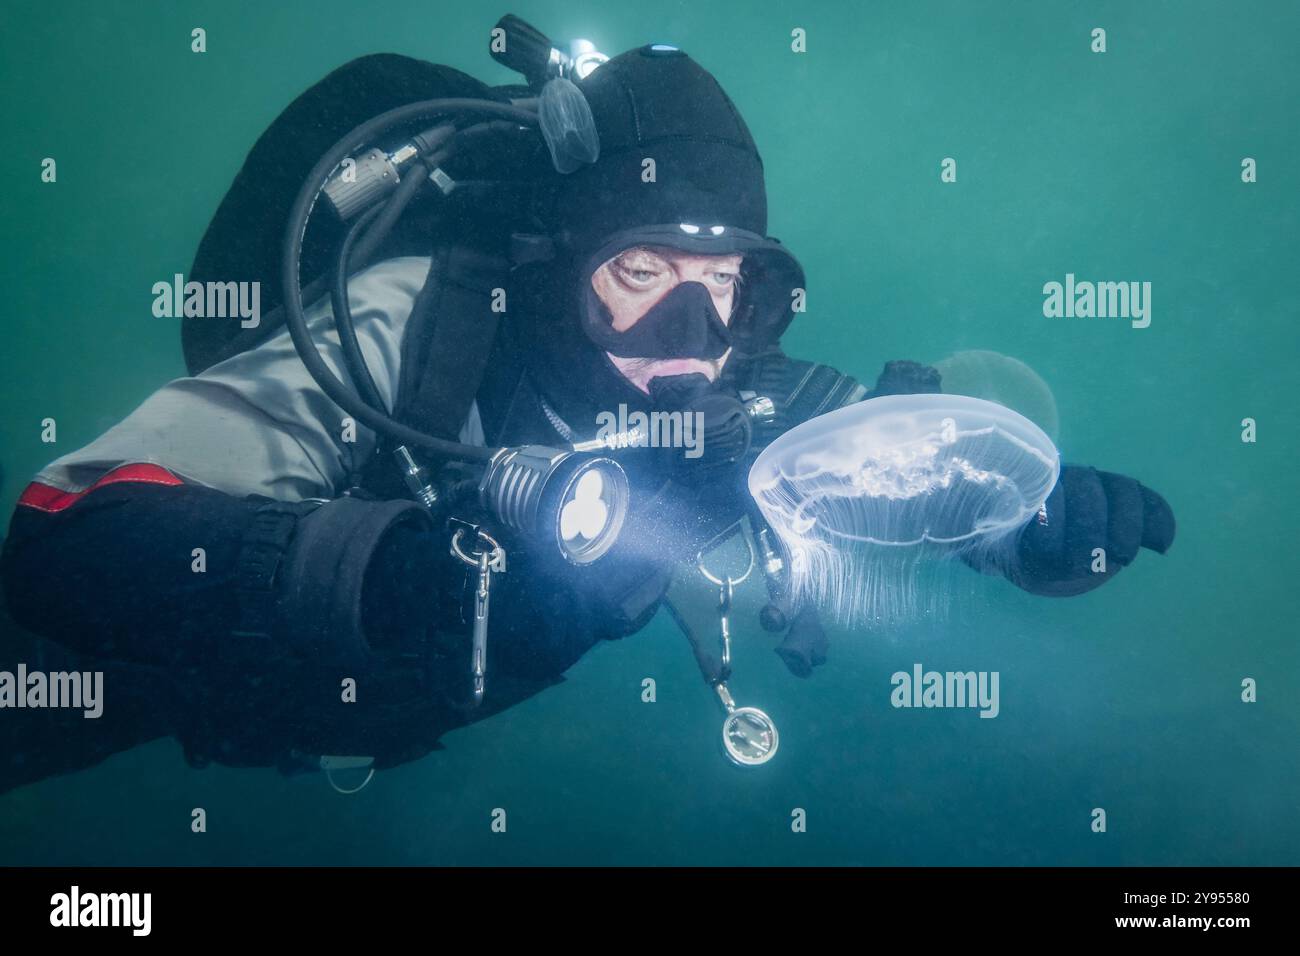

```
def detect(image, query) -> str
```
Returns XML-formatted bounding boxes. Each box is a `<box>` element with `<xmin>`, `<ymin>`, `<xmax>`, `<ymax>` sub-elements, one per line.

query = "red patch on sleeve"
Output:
<box><xmin>17</xmin><ymin>463</ymin><xmax>183</xmax><ymax>513</ymax></box>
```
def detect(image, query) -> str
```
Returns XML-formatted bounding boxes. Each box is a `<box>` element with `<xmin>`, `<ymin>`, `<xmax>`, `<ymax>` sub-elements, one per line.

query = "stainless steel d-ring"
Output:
<box><xmin>696</xmin><ymin>519</ymin><xmax>757</xmax><ymax>588</ymax></box>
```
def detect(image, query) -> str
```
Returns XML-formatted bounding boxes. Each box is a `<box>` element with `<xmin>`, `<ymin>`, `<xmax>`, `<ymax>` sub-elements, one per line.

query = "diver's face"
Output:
<box><xmin>591</xmin><ymin>245</ymin><xmax>743</xmax><ymax>394</ymax></box>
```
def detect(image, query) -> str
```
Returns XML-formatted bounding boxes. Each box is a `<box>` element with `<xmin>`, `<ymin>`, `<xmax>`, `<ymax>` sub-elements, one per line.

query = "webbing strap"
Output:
<box><xmin>233</xmin><ymin>499</ymin><xmax>322</xmax><ymax>640</ymax></box>
<box><xmin>395</xmin><ymin>245</ymin><xmax>510</xmax><ymax>442</ymax></box>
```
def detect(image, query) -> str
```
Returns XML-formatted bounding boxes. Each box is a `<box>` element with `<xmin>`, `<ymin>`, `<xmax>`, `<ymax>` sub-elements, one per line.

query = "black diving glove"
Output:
<box><xmin>647</xmin><ymin>373</ymin><xmax>753</xmax><ymax>486</ymax></box>
<box><xmin>977</xmin><ymin>465</ymin><xmax>1176</xmax><ymax>597</ymax></box>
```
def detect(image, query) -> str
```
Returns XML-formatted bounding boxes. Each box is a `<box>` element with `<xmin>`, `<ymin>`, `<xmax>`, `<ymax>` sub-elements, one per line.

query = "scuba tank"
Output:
<box><xmin>185</xmin><ymin>53</ymin><xmax>528</xmax><ymax>375</ymax></box>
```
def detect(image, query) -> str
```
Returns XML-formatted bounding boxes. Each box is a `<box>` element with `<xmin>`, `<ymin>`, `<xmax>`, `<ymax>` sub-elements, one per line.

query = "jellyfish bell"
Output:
<box><xmin>749</xmin><ymin>394</ymin><xmax>1060</xmax><ymax>626</ymax></box>
<box><xmin>931</xmin><ymin>349</ymin><xmax>1060</xmax><ymax>442</ymax></box>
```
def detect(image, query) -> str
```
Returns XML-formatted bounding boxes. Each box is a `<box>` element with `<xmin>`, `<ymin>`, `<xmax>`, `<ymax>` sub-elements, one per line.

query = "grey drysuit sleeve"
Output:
<box><xmin>35</xmin><ymin>255</ymin><xmax>481</xmax><ymax>498</ymax></box>
<box><xmin>4</xmin><ymin>256</ymin><xmax>480</xmax><ymax>671</ymax></box>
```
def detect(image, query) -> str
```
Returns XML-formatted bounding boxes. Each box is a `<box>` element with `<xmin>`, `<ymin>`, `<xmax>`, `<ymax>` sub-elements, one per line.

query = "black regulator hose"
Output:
<box><xmin>346</xmin><ymin>125</ymin><xmax>454</xmax><ymax>268</ymax></box>
<box><xmin>330</xmin><ymin>203</ymin><xmax>387</xmax><ymax>412</ymax></box>
<box><xmin>329</xmin><ymin>141</ymin><xmax>454</xmax><ymax>412</ymax></box>
<box><xmin>281</xmin><ymin>97</ymin><xmax>539</xmax><ymax>462</ymax></box>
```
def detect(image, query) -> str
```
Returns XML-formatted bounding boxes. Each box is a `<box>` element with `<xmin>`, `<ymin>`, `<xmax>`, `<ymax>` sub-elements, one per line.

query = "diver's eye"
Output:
<box><xmin>612</xmin><ymin>259</ymin><xmax>663</xmax><ymax>287</ymax></box>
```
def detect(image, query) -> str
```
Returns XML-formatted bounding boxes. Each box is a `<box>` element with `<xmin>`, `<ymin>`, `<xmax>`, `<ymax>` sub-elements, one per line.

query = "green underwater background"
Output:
<box><xmin>1</xmin><ymin>0</ymin><xmax>1297</xmax><ymax>865</ymax></box>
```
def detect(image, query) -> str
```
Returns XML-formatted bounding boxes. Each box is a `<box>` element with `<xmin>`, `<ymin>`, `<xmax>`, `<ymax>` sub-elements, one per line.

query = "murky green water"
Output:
<box><xmin>1</xmin><ymin>0</ymin><xmax>1297</xmax><ymax>865</ymax></box>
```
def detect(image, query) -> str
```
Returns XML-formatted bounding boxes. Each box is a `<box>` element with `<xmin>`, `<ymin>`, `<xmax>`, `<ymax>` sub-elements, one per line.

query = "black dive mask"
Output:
<box><xmin>572</xmin><ymin>225</ymin><xmax>807</xmax><ymax>363</ymax></box>
<box><xmin>582</xmin><ymin>279</ymin><xmax>731</xmax><ymax>359</ymax></box>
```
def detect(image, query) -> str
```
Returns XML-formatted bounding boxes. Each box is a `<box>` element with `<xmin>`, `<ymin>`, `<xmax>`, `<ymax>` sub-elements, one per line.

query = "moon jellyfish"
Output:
<box><xmin>749</xmin><ymin>394</ymin><xmax>1060</xmax><ymax>627</ymax></box>
<box><xmin>932</xmin><ymin>350</ymin><xmax>1060</xmax><ymax>442</ymax></box>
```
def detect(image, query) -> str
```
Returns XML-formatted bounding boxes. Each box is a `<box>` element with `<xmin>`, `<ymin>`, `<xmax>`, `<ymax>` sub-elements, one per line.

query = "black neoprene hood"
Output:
<box><xmin>549</xmin><ymin>44</ymin><xmax>771</xmax><ymax>258</ymax></box>
<box><xmin>541</xmin><ymin>45</ymin><xmax>806</xmax><ymax>358</ymax></box>
<box><xmin>518</xmin><ymin>43</ymin><xmax>806</xmax><ymax>422</ymax></box>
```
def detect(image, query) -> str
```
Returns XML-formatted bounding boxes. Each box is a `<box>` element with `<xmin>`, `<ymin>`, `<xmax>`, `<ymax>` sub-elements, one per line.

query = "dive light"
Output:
<box><xmin>396</xmin><ymin>443</ymin><xmax>630</xmax><ymax>565</ymax></box>
<box><xmin>478</xmin><ymin>445</ymin><xmax>629</xmax><ymax>565</ymax></box>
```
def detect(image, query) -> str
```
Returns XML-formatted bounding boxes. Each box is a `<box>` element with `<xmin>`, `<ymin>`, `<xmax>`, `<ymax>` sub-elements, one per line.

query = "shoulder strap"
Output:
<box><xmin>392</xmin><ymin>244</ymin><xmax>512</xmax><ymax>442</ymax></box>
<box><xmin>354</xmin><ymin>245</ymin><xmax>513</xmax><ymax>497</ymax></box>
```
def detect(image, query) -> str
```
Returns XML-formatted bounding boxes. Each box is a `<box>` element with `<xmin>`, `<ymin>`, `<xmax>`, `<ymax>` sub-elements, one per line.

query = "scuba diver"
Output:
<box><xmin>0</xmin><ymin>16</ymin><xmax>1175</xmax><ymax>792</ymax></box>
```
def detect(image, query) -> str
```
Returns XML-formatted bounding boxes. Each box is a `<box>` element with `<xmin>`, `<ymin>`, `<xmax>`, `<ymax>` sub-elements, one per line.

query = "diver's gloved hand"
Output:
<box><xmin>984</xmin><ymin>465</ymin><xmax>1175</xmax><ymax>597</ymax></box>
<box><xmin>773</xmin><ymin>605</ymin><xmax>829</xmax><ymax>678</ymax></box>
<box><xmin>647</xmin><ymin>373</ymin><xmax>753</xmax><ymax>486</ymax></box>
